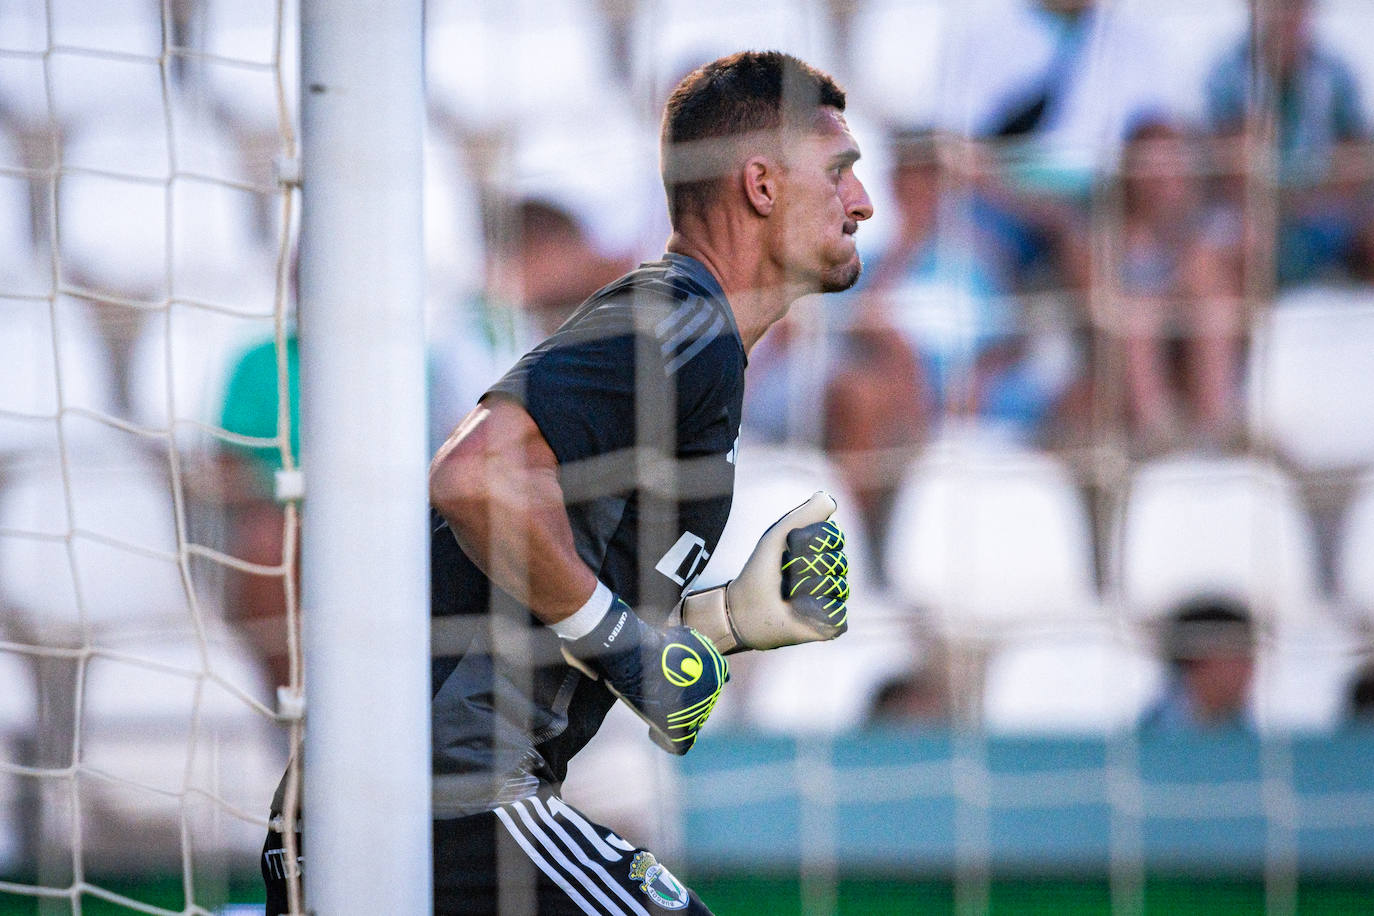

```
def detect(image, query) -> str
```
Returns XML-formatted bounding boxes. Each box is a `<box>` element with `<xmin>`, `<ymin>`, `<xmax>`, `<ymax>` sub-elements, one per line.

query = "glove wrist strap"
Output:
<box><xmin>679</xmin><ymin>586</ymin><xmax>741</xmax><ymax>654</ymax></box>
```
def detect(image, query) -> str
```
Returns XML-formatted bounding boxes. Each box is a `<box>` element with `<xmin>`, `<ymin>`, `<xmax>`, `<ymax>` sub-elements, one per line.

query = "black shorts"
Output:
<box><xmin>262</xmin><ymin>795</ymin><xmax>713</xmax><ymax>916</ymax></box>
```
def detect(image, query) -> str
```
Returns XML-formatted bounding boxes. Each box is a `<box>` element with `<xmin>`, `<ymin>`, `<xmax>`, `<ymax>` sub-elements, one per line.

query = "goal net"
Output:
<box><xmin>5</xmin><ymin>0</ymin><xmax>1374</xmax><ymax>914</ymax></box>
<box><xmin>0</xmin><ymin>0</ymin><xmax>297</xmax><ymax>912</ymax></box>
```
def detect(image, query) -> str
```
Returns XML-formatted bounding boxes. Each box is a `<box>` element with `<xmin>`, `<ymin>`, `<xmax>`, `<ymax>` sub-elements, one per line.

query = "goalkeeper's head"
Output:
<box><xmin>660</xmin><ymin>50</ymin><xmax>873</xmax><ymax>297</ymax></box>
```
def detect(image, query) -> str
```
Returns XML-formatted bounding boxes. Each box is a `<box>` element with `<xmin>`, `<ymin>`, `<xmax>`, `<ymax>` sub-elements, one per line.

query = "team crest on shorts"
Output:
<box><xmin>628</xmin><ymin>850</ymin><xmax>689</xmax><ymax>910</ymax></box>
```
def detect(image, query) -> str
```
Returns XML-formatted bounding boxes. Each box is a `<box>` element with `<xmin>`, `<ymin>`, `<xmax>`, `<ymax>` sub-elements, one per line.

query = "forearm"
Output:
<box><xmin>429</xmin><ymin>400</ymin><xmax>599</xmax><ymax>624</ymax></box>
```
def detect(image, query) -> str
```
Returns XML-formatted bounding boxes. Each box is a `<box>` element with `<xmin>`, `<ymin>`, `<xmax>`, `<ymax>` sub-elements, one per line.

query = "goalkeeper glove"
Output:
<box><xmin>680</xmin><ymin>491</ymin><xmax>849</xmax><ymax>653</ymax></box>
<box><xmin>561</xmin><ymin>595</ymin><xmax>728</xmax><ymax>756</ymax></box>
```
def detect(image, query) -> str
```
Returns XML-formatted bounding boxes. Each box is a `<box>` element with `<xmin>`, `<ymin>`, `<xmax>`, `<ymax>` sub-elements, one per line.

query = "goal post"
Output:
<box><xmin>297</xmin><ymin>2</ymin><xmax>431</xmax><ymax>913</ymax></box>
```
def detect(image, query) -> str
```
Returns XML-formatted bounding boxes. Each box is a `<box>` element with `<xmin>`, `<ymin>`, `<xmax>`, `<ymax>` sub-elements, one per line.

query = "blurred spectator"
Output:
<box><xmin>937</xmin><ymin>0</ymin><xmax>1180</xmax><ymax>298</ymax></box>
<box><xmin>865</xmin><ymin>668</ymin><xmax>951</xmax><ymax>729</ymax></box>
<box><xmin>1139</xmin><ymin>595</ymin><xmax>1256</xmax><ymax>732</ymax></box>
<box><xmin>486</xmin><ymin>197</ymin><xmax>635</xmax><ymax>341</ymax></box>
<box><xmin>215</xmin><ymin>334</ymin><xmax>298</xmax><ymax>690</ymax></box>
<box><xmin>1204</xmin><ymin>0</ymin><xmax>1374</xmax><ymax>287</ymax></box>
<box><xmin>1110</xmin><ymin>120</ymin><xmax>1245</xmax><ymax>452</ymax></box>
<box><xmin>820</xmin><ymin>130</ymin><xmax>1078</xmax><ymax>551</ymax></box>
<box><xmin>1345</xmin><ymin>662</ymin><xmax>1374</xmax><ymax>724</ymax></box>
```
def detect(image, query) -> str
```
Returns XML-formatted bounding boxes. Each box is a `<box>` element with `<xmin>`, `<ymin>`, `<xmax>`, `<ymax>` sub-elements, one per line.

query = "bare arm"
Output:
<box><xmin>428</xmin><ymin>396</ymin><xmax>598</xmax><ymax>624</ymax></box>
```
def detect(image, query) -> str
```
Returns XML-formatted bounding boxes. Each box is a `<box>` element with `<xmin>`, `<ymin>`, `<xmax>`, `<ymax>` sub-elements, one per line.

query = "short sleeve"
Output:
<box><xmin>492</xmin><ymin>330</ymin><xmax>645</xmax><ymax>466</ymax></box>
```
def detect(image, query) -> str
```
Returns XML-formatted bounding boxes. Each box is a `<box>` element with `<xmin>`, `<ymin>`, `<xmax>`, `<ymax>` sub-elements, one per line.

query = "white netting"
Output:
<box><xmin>6</xmin><ymin>0</ymin><xmax>1374</xmax><ymax>913</ymax></box>
<box><xmin>0</xmin><ymin>0</ymin><xmax>297</xmax><ymax>912</ymax></box>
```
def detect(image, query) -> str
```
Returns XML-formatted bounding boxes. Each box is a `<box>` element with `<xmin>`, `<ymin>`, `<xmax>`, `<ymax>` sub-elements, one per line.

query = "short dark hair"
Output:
<box><xmin>1163</xmin><ymin>595</ymin><xmax>1255</xmax><ymax>669</ymax></box>
<box><xmin>490</xmin><ymin>198</ymin><xmax>581</xmax><ymax>254</ymax></box>
<box><xmin>660</xmin><ymin>50</ymin><xmax>846</xmax><ymax>225</ymax></box>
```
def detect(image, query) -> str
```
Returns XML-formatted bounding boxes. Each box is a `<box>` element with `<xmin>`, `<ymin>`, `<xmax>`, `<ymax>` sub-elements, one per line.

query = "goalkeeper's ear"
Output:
<box><xmin>680</xmin><ymin>491</ymin><xmax>844</xmax><ymax>653</ymax></box>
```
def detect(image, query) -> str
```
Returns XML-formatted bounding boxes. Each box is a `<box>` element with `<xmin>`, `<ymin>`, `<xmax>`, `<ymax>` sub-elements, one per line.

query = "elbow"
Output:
<box><xmin>429</xmin><ymin>442</ymin><xmax>483</xmax><ymax>522</ymax></box>
<box><xmin>428</xmin><ymin>414</ymin><xmax>489</xmax><ymax>522</ymax></box>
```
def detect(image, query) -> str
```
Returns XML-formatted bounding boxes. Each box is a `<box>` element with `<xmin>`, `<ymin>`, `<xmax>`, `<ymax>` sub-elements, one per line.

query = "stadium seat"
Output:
<box><xmin>1112</xmin><ymin>454</ymin><xmax>1323</xmax><ymax>628</ymax></box>
<box><xmin>125</xmin><ymin>303</ymin><xmax>278</xmax><ymax>450</ymax></box>
<box><xmin>0</xmin><ymin>647</ymin><xmax>37</xmax><ymax>874</ymax></box>
<box><xmin>76</xmin><ymin>625</ymin><xmax>284</xmax><ymax>872</ymax></box>
<box><xmin>502</xmin><ymin>103</ymin><xmax>663</xmax><ymax>266</ymax></box>
<box><xmin>0</xmin><ymin>4</ymin><xmax>49</xmax><ymax>125</ymax></box>
<box><xmin>61</xmin><ymin>101</ymin><xmax>258</xmax><ymax>302</ymax></box>
<box><xmin>58</xmin><ymin>142</ymin><xmax>168</xmax><ymax>300</ymax></box>
<box><xmin>426</xmin><ymin>0</ymin><xmax>622</xmax><ymax>133</ymax></box>
<box><xmin>1251</xmin><ymin>615</ymin><xmax>1365</xmax><ymax>732</ymax></box>
<box><xmin>425</xmin><ymin>133</ymin><xmax>487</xmax><ymax>309</ymax></box>
<box><xmin>1246</xmin><ymin>285</ymin><xmax>1374</xmax><ymax>473</ymax></box>
<box><xmin>626</xmin><ymin>0</ymin><xmax>834</xmax><ymax>105</ymax></box>
<box><xmin>201</xmin><ymin>0</ymin><xmax>300</xmax><ymax>135</ymax></box>
<box><xmin>37</xmin><ymin>0</ymin><xmax>163</xmax><ymax>129</ymax></box>
<box><xmin>845</xmin><ymin>0</ymin><xmax>950</xmax><ymax>127</ymax></box>
<box><xmin>982</xmin><ymin>624</ymin><xmax>1165</xmax><ymax>734</ymax></box>
<box><xmin>0</xmin><ymin>439</ymin><xmax>193</xmax><ymax>639</ymax></box>
<box><xmin>882</xmin><ymin>432</ymin><xmax>1099</xmax><ymax>638</ymax></box>
<box><xmin>1336</xmin><ymin>473</ymin><xmax>1374</xmax><ymax>621</ymax></box>
<box><xmin>734</xmin><ymin>600</ymin><xmax>926</xmax><ymax>734</ymax></box>
<box><xmin>0</xmin><ymin>296</ymin><xmax>117</xmax><ymax>460</ymax></box>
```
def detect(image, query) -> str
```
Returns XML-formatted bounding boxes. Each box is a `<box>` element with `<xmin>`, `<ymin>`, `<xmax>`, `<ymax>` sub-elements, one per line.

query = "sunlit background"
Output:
<box><xmin>3</xmin><ymin>0</ymin><xmax>1374</xmax><ymax>912</ymax></box>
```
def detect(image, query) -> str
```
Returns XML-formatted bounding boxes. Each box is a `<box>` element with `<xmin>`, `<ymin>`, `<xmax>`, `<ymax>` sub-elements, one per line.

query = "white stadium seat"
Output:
<box><xmin>426</xmin><ymin>0</ymin><xmax>621</xmax><ymax>133</ymax></box>
<box><xmin>0</xmin><ymin>648</ymin><xmax>37</xmax><ymax>873</ymax></box>
<box><xmin>735</xmin><ymin>600</ymin><xmax>924</xmax><ymax>734</ymax></box>
<box><xmin>0</xmin><ymin>441</ymin><xmax>193</xmax><ymax>638</ymax></box>
<box><xmin>425</xmin><ymin>135</ymin><xmax>486</xmax><ymax>310</ymax></box>
<box><xmin>1113</xmin><ymin>455</ymin><xmax>1322</xmax><ymax>628</ymax></box>
<box><xmin>627</xmin><ymin>0</ymin><xmax>834</xmax><ymax>106</ymax></box>
<box><xmin>1247</xmin><ymin>285</ymin><xmax>1374</xmax><ymax>473</ymax></box>
<box><xmin>201</xmin><ymin>0</ymin><xmax>300</xmax><ymax>134</ymax></box>
<box><xmin>126</xmin><ymin>301</ymin><xmax>277</xmax><ymax>443</ymax></box>
<box><xmin>982</xmin><ymin>624</ymin><xmax>1165</xmax><ymax>734</ymax></box>
<box><xmin>0</xmin><ymin>296</ymin><xmax>117</xmax><ymax>460</ymax></box>
<box><xmin>883</xmin><ymin>432</ymin><xmax>1099</xmax><ymax>638</ymax></box>
<box><xmin>75</xmin><ymin>625</ymin><xmax>283</xmax><ymax>871</ymax></box>
<box><xmin>1251</xmin><ymin>615</ymin><xmax>1364</xmax><ymax>733</ymax></box>
<box><xmin>44</xmin><ymin>1</ymin><xmax>164</xmax><ymax>128</ymax></box>
<box><xmin>1336</xmin><ymin>474</ymin><xmax>1374</xmax><ymax>621</ymax></box>
<box><xmin>61</xmin><ymin>103</ymin><xmax>259</xmax><ymax>302</ymax></box>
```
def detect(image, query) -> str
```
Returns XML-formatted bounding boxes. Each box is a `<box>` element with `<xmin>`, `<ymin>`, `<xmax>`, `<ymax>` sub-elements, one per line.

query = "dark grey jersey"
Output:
<box><xmin>430</xmin><ymin>254</ymin><xmax>745</xmax><ymax>817</ymax></box>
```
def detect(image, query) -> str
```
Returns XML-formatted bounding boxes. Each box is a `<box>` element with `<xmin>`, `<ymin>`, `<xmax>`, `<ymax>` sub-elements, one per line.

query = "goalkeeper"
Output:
<box><xmin>263</xmin><ymin>50</ymin><xmax>872</xmax><ymax>916</ymax></box>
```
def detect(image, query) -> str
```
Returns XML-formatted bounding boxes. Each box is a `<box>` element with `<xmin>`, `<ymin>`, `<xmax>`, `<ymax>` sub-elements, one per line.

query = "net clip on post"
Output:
<box><xmin>275</xmin><ymin>468</ymin><xmax>305</xmax><ymax>503</ymax></box>
<box><xmin>274</xmin><ymin>153</ymin><xmax>302</xmax><ymax>188</ymax></box>
<box><xmin>277</xmin><ymin>686</ymin><xmax>306</xmax><ymax>722</ymax></box>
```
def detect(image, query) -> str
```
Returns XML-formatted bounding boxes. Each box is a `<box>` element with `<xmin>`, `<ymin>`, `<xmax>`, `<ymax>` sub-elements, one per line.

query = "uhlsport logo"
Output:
<box><xmin>628</xmin><ymin>851</ymin><xmax>689</xmax><ymax>910</ymax></box>
<box><xmin>661</xmin><ymin>642</ymin><xmax>704</xmax><ymax>687</ymax></box>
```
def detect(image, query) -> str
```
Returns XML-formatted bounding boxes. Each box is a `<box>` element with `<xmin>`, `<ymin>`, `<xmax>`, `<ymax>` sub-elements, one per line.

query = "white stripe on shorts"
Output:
<box><xmin>529</xmin><ymin>798</ymin><xmax>651</xmax><ymax>916</ymax></box>
<box><xmin>507</xmin><ymin>801</ymin><xmax>631</xmax><ymax>916</ymax></box>
<box><xmin>493</xmin><ymin>805</ymin><xmax>605</xmax><ymax>916</ymax></box>
<box><xmin>549</xmin><ymin>796</ymin><xmax>630</xmax><ymax>862</ymax></box>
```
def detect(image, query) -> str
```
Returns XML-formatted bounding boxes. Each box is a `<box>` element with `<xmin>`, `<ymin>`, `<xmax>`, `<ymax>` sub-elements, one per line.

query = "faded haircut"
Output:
<box><xmin>660</xmin><ymin>50</ymin><xmax>847</xmax><ymax>226</ymax></box>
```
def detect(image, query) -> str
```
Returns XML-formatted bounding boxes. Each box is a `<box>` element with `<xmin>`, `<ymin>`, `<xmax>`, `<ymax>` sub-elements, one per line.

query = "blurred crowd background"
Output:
<box><xmin>4</xmin><ymin>0</ymin><xmax>1374</xmax><ymax>893</ymax></box>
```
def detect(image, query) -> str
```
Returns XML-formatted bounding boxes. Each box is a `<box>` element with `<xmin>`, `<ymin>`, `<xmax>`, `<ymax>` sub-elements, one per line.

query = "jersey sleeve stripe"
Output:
<box><xmin>658</xmin><ymin>298</ymin><xmax>713</xmax><ymax>356</ymax></box>
<box><xmin>653</xmin><ymin>293</ymin><xmax>707</xmax><ymax>339</ymax></box>
<box><xmin>664</xmin><ymin>311</ymin><xmax>727</xmax><ymax>376</ymax></box>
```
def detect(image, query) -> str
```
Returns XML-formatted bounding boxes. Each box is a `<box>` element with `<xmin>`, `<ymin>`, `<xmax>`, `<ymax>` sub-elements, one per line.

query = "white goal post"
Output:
<box><xmin>298</xmin><ymin>2</ymin><xmax>431</xmax><ymax>914</ymax></box>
